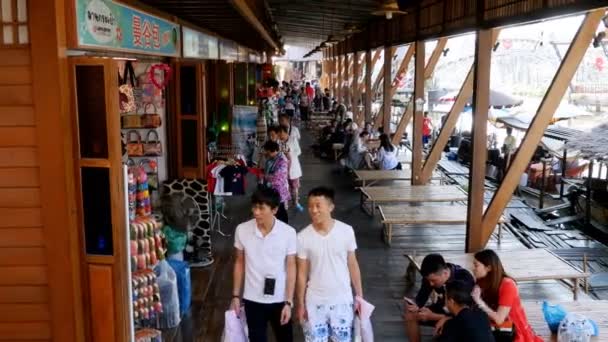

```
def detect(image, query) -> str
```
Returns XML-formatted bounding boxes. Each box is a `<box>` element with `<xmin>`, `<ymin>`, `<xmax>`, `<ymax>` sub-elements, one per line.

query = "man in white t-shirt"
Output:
<box><xmin>231</xmin><ymin>187</ymin><xmax>297</xmax><ymax>342</ymax></box>
<box><xmin>296</xmin><ymin>186</ymin><xmax>364</xmax><ymax>342</ymax></box>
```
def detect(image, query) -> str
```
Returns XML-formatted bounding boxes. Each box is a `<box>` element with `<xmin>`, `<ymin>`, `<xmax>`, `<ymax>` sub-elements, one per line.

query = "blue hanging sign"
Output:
<box><xmin>75</xmin><ymin>0</ymin><xmax>180</xmax><ymax>56</ymax></box>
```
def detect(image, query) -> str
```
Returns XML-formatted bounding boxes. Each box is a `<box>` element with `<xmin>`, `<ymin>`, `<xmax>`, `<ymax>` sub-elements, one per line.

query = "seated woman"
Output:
<box><xmin>345</xmin><ymin>130</ymin><xmax>373</xmax><ymax>170</ymax></box>
<box><xmin>376</xmin><ymin>133</ymin><xmax>401</xmax><ymax>170</ymax></box>
<box><xmin>472</xmin><ymin>249</ymin><xmax>542</xmax><ymax>342</ymax></box>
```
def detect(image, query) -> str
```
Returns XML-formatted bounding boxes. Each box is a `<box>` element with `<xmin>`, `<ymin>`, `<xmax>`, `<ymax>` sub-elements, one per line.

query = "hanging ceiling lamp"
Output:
<box><xmin>371</xmin><ymin>0</ymin><xmax>407</xmax><ymax>20</ymax></box>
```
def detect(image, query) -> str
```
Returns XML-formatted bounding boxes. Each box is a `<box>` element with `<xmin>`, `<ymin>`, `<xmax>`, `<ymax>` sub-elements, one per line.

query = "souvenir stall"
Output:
<box><xmin>67</xmin><ymin>0</ymin><xmax>179</xmax><ymax>340</ymax></box>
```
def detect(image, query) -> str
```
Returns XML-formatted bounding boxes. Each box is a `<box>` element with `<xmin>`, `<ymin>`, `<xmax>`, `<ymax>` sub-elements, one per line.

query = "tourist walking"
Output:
<box><xmin>296</xmin><ymin>187</ymin><xmax>364</xmax><ymax>342</ymax></box>
<box><xmin>231</xmin><ymin>188</ymin><xmax>297</xmax><ymax>342</ymax></box>
<box><xmin>262</xmin><ymin>140</ymin><xmax>290</xmax><ymax>223</ymax></box>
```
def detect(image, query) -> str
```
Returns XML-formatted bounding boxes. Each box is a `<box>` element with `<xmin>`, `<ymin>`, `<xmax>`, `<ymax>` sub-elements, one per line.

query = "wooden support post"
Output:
<box><xmin>391</xmin><ymin>39</ymin><xmax>447</xmax><ymax>146</ymax></box>
<box><xmin>360</xmin><ymin>49</ymin><xmax>381</xmax><ymax>95</ymax></box>
<box><xmin>420</xmin><ymin>35</ymin><xmax>495</xmax><ymax>182</ymax></box>
<box><xmin>332</xmin><ymin>56</ymin><xmax>338</xmax><ymax>99</ymax></box>
<box><xmin>372</xmin><ymin>48</ymin><xmax>396</xmax><ymax>103</ymax></box>
<box><xmin>353</xmin><ymin>51</ymin><xmax>361</xmax><ymax>122</ymax></box>
<box><xmin>478</xmin><ymin>9</ymin><xmax>605</xmax><ymax>250</ymax></box>
<box><xmin>327</xmin><ymin>58</ymin><xmax>332</xmax><ymax>99</ymax></box>
<box><xmin>344</xmin><ymin>54</ymin><xmax>351</xmax><ymax>108</ymax></box>
<box><xmin>466</xmin><ymin>29</ymin><xmax>494</xmax><ymax>252</ymax></box>
<box><xmin>377</xmin><ymin>45</ymin><xmax>415</xmax><ymax>122</ymax></box>
<box><xmin>411</xmin><ymin>41</ymin><xmax>426</xmax><ymax>185</ymax></box>
<box><xmin>382</xmin><ymin>45</ymin><xmax>393</xmax><ymax>132</ymax></box>
<box><xmin>365</xmin><ymin>49</ymin><xmax>373</xmax><ymax>124</ymax></box>
<box><xmin>337</xmin><ymin>55</ymin><xmax>343</xmax><ymax>104</ymax></box>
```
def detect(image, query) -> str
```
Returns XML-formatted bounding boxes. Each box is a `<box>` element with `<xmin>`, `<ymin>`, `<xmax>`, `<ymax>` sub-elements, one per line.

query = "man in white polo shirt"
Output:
<box><xmin>296</xmin><ymin>186</ymin><xmax>364</xmax><ymax>342</ymax></box>
<box><xmin>231</xmin><ymin>187</ymin><xmax>297</xmax><ymax>342</ymax></box>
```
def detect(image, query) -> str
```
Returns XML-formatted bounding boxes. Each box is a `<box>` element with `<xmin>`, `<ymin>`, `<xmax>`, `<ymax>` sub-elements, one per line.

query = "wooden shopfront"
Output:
<box><xmin>1</xmin><ymin>0</ymin><xmax>266</xmax><ymax>340</ymax></box>
<box><xmin>0</xmin><ymin>0</ymin><xmax>185</xmax><ymax>340</ymax></box>
<box><xmin>0</xmin><ymin>0</ymin><xmax>86</xmax><ymax>341</ymax></box>
<box><xmin>66</xmin><ymin>1</ymin><xmax>181</xmax><ymax>341</ymax></box>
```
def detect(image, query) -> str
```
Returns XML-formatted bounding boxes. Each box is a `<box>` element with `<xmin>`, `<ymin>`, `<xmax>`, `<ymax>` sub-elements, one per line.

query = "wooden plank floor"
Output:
<box><xmin>164</xmin><ymin>129</ymin><xmax>596</xmax><ymax>341</ymax></box>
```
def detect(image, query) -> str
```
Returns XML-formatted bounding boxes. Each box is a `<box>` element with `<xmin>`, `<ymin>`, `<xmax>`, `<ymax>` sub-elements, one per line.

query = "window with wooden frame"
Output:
<box><xmin>1</xmin><ymin>0</ymin><xmax>28</xmax><ymax>46</ymax></box>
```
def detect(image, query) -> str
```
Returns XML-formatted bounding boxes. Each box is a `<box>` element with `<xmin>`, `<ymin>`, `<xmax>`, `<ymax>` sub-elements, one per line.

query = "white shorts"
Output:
<box><xmin>302</xmin><ymin>302</ymin><xmax>354</xmax><ymax>342</ymax></box>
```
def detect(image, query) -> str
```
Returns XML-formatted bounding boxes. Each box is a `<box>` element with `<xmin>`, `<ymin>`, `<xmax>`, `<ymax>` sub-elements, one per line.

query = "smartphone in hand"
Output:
<box><xmin>403</xmin><ymin>297</ymin><xmax>416</xmax><ymax>306</ymax></box>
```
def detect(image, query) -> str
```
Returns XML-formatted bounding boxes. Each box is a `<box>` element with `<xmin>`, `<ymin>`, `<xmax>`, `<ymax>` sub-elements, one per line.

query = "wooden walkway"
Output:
<box><xmin>164</xmin><ymin>129</ymin><xmax>602</xmax><ymax>342</ymax></box>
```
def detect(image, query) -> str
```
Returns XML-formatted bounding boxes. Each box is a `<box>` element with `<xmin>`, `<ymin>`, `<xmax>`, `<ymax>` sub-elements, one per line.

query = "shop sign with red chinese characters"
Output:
<box><xmin>75</xmin><ymin>0</ymin><xmax>180</xmax><ymax>56</ymax></box>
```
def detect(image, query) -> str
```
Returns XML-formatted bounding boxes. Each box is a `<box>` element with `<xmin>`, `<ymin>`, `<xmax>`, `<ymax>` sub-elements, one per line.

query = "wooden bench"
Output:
<box><xmin>378</xmin><ymin>204</ymin><xmax>505</xmax><ymax>245</ymax></box>
<box><xmin>406</xmin><ymin>249</ymin><xmax>590</xmax><ymax>300</ymax></box>
<box><xmin>360</xmin><ymin>184</ymin><xmax>466</xmax><ymax>216</ymax></box>
<box><xmin>524</xmin><ymin>300</ymin><xmax>608</xmax><ymax>341</ymax></box>
<box><xmin>332</xmin><ymin>143</ymin><xmax>344</xmax><ymax>160</ymax></box>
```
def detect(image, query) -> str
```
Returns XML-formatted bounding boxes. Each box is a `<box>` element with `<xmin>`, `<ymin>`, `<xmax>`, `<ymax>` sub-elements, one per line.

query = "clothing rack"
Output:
<box><xmin>209</xmin><ymin>144</ymin><xmax>243</xmax><ymax>161</ymax></box>
<box><xmin>207</xmin><ymin>144</ymin><xmax>245</xmax><ymax>238</ymax></box>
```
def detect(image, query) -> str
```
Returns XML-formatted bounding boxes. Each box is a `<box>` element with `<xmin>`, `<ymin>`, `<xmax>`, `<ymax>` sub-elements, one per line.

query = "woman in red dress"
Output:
<box><xmin>472</xmin><ymin>249</ymin><xmax>543</xmax><ymax>342</ymax></box>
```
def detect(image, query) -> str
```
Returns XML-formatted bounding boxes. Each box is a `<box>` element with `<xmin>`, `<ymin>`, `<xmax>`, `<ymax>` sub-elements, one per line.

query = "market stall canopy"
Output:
<box><xmin>496</xmin><ymin>102</ymin><xmax>593</xmax><ymax>129</ymax></box>
<box><xmin>565</xmin><ymin>123</ymin><xmax>608</xmax><ymax>159</ymax></box>
<box><xmin>438</xmin><ymin>89</ymin><xmax>524</xmax><ymax>109</ymax></box>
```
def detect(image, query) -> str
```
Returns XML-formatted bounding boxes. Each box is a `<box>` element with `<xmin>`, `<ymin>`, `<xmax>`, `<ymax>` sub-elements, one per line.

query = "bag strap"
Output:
<box><xmin>123</xmin><ymin>61</ymin><xmax>137</xmax><ymax>87</ymax></box>
<box><xmin>128</xmin><ymin>130</ymin><xmax>142</xmax><ymax>143</ymax></box>
<box><xmin>146</xmin><ymin>130</ymin><xmax>159</xmax><ymax>143</ymax></box>
<box><xmin>118</xmin><ymin>70</ymin><xmax>125</xmax><ymax>86</ymax></box>
<box><xmin>144</xmin><ymin>103</ymin><xmax>157</xmax><ymax>114</ymax></box>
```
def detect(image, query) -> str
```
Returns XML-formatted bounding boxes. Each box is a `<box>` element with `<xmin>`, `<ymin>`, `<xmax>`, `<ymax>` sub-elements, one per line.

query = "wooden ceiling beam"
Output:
<box><xmin>231</xmin><ymin>0</ymin><xmax>279</xmax><ymax>50</ymax></box>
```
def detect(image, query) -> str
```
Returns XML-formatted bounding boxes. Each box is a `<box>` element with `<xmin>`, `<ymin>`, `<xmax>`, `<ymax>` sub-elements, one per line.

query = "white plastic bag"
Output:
<box><xmin>221</xmin><ymin>310</ymin><xmax>248</xmax><ymax>342</ymax></box>
<box><xmin>354</xmin><ymin>316</ymin><xmax>363</xmax><ymax>342</ymax></box>
<box><xmin>155</xmin><ymin>260</ymin><xmax>180</xmax><ymax>328</ymax></box>
<box><xmin>356</xmin><ymin>296</ymin><xmax>375</xmax><ymax>342</ymax></box>
<box><xmin>557</xmin><ymin>313</ymin><xmax>595</xmax><ymax>342</ymax></box>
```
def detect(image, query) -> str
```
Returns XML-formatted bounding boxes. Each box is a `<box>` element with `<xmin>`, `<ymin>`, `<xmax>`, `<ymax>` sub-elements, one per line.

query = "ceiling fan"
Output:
<box><xmin>371</xmin><ymin>0</ymin><xmax>407</xmax><ymax>20</ymax></box>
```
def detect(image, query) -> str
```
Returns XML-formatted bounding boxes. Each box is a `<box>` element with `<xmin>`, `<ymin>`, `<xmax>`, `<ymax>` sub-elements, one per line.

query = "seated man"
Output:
<box><xmin>403</xmin><ymin>254</ymin><xmax>475</xmax><ymax>342</ymax></box>
<box><xmin>436</xmin><ymin>281</ymin><xmax>495</xmax><ymax>342</ymax></box>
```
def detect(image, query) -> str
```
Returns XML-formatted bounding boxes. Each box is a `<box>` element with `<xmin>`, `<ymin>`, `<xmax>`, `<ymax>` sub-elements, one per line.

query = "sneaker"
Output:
<box><xmin>295</xmin><ymin>203</ymin><xmax>304</xmax><ymax>212</ymax></box>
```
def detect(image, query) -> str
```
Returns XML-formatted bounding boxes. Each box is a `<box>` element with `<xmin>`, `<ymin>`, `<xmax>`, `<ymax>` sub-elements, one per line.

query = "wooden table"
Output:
<box><xmin>354</xmin><ymin>169</ymin><xmax>446</xmax><ymax>188</ymax></box>
<box><xmin>378</xmin><ymin>204</ymin><xmax>505</xmax><ymax>245</ymax></box>
<box><xmin>406</xmin><ymin>249</ymin><xmax>590</xmax><ymax>300</ymax></box>
<box><xmin>525</xmin><ymin>300</ymin><xmax>608</xmax><ymax>341</ymax></box>
<box><xmin>360</xmin><ymin>185</ymin><xmax>466</xmax><ymax>216</ymax></box>
<box><xmin>438</xmin><ymin>159</ymin><xmax>470</xmax><ymax>176</ymax></box>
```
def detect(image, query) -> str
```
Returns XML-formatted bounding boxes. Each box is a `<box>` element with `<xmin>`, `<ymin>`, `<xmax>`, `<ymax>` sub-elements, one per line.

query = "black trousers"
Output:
<box><xmin>276</xmin><ymin>202</ymin><xmax>288</xmax><ymax>224</ymax></box>
<box><xmin>243</xmin><ymin>300</ymin><xmax>293</xmax><ymax>342</ymax></box>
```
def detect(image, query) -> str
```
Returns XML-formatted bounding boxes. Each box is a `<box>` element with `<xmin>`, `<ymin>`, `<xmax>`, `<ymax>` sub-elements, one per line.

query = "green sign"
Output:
<box><xmin>76</xmin><ymin>0</ymin><xmax>180</xmax><ymax>56</ymax></box>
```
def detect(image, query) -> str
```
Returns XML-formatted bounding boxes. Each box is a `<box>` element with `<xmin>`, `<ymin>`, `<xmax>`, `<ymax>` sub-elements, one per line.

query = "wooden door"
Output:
<box><xmin>68</xmin><ymin>57</ymin><xmax>130</xmax><ymax>342</ymax></box>
<box><xmin>173</xmin><ymin>60</ymin><xmax>207</xmax><ymax>179</ymax></box>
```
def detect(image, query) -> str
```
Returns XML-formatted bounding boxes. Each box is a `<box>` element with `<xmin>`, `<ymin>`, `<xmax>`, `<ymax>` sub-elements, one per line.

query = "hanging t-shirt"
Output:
<box><xmin>219</xmin><ymin>165</ymin><xmax>248</xmax><ymax>195</ymax></box>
